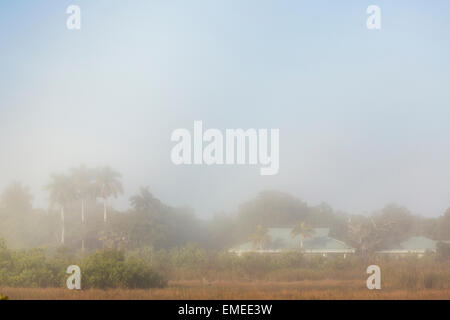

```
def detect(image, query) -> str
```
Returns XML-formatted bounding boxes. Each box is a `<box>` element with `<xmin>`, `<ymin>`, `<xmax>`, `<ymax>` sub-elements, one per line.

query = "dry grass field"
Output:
<box><xmin>2</xmin><ymin>280</ymin><xmax>449</xmax><ymax>300</ymax></box>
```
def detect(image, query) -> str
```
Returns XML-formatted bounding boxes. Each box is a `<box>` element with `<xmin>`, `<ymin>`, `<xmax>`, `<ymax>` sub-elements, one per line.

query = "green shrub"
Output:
<box><xmin>123</xmin><ymin>257</ymin><xmax>167</xmax><ymax>289</ymax></box>
<box><xmin>0</xmin><ymin>242</ymin><xmax>166</xmax><ymax>289</ymax></box>
<box><xmin>81</xmin><ymin>249</ymin><xmax>166</xmax><ymax>289</ymax></box>
<box><xmin>437</xmin><ymin>242</ymin><xmax>450</xmax><ymax>261</ymax></box>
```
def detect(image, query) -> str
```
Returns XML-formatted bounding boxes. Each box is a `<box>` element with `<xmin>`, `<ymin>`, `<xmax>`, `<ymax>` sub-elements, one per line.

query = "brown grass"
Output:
<box><xmin>2</xmin><ymin>280</ymin><xmax>449</xmax><ymax>300</ymax></box>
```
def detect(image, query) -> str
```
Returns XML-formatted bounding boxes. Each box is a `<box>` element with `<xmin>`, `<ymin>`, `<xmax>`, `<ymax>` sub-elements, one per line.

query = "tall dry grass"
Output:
<box><xmin>1</xmin><ymin>280</ymin><xmax>449</xmax><ymax>300</ymax></box>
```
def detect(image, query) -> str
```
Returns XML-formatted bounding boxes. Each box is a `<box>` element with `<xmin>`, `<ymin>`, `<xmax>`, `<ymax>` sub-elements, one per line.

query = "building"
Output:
<box><xmin>376</xmin><ymin>236</ymin><xmax>437</xmax><ymax>257</ymax></box>
<box><xmin>229</xmin><ymin>227</ymin><xmax>355</xmax><ymax>257</ymax></box>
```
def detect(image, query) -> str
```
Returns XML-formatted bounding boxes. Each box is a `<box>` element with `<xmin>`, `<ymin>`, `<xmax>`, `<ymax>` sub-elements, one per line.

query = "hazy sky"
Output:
<box><xmin>1</xmin><ymin>1</ymin><xmax>449</xmax><ymax>217</ymax></box>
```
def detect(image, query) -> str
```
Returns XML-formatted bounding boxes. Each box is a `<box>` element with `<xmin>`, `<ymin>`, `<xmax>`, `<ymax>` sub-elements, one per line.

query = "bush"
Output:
<box><xmin>437</xmin><ymin>242</ymin><xmax>450</xmax><ymax>261</ymax></box>
<box><xmin>81</xmin><ymin>249</ymin><xmax>166</xmax><ymax>289</ymax></box>
<box><xmin>0</xmin><ymin>241</ymin><xmax>166</xmax><ymax>289</ymax></box>
<box><xmin>0</xmin><ymin>244</ymin><xmax>66</xmax><ymax>288</ymax></box>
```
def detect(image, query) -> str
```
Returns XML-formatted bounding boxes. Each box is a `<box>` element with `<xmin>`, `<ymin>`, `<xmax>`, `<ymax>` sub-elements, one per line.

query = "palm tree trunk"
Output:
<box><xmin>103</xmin><ymin>198</ymin><xmax>108</xmax><ymax>223</ymax></box>
<box><xmin>61</xmin><ymin>207</ymin><xmax>65</xmax><ymax>244</ymax></box>
<box><xmin>81</xmin><ymin>199</ymin><xmax>85</xmax><ymax>224</ymax></box>
<box><xmin>81</xmin><ymin>199</ymin><xmax>86</xmax><ymax>251</ymax></box>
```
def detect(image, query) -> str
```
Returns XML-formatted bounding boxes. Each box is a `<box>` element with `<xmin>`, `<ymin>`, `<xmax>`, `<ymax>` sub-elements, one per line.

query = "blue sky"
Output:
<box><xmin>1</xmin><ymin>1</ymin><xmax>450</xmax><ymax>217</ymax></box>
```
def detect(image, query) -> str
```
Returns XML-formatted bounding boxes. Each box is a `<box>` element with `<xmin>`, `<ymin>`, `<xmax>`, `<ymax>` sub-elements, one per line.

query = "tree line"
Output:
<box><xmin>0</xmin><ymin>170</ymin><xmax>449</xmax><ymax>254</ymax></box>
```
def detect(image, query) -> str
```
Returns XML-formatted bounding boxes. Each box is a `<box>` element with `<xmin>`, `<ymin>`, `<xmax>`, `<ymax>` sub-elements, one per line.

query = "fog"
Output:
<box><xmin>1</xmin><ymin>2</ymin><xmax>450</xmax><ymax>303</ymax></box>
<box><xmin>1</xmin><ymin>0</ymin><xmax>450</xmax><ymax>218</ymax></box>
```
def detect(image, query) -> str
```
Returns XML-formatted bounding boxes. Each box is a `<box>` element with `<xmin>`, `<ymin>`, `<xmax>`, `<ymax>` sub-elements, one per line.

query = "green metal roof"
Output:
<box><xmin>378</xmin><ymin>236</ymin><xmax>437</xmax><ymax>253</ymax></box>
<box><xmin>399</xmin><ymin>236</ymin><xmax>436</xmax><ymax>251</ymax></box>
<box><xmin>231</xmin><ymin>227</ymin><xmax>354</xmax><ymax>252</ymax></box>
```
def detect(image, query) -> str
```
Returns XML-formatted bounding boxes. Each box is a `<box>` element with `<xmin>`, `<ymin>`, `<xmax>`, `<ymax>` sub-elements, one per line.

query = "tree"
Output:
<box><xmin>94</xmin><ymin>166</ymin><xmax>123</xmax><ymax>223</ymax></box>
<box><xmin>237</xmin><ymin>191</ymin><xmax>310</xmax><ymax>238</ymax></box>
<box><xmin>0</xmin><ymin>182</ymin><xmax>33</xmax><ymax>217</ymax></box>
<box><xmin>435</xmin><ymin>208</ymin><xmax>450</xmax><ymax>240</ymax></box>
<box><xmin>70</xmin><ymin>165</ymin><xmax>94</xmax><ymax>250</ymax></box>
<box><xmin>46</xmin><ymin>174</ymin><xmax>75</xmax><ymax>244</ymax></box>
<box><xmin>0</xmin><ymin>183</ymin><xmax>33</xmax><ymax>247</ymax></box>
<box><xmin>206</xmin><ymin>213</ymin><xmax>237</xmax><ymax>249</ymax></box>
<box><xmin>290</xmin><ymin>222</ymin><xmax>315</xmax><ymax>249</ymax></box>
<box><xmin>346</xmin><ymin>204</ymin><xmax>416</xmax><ymax>256</ymax></box>
<box><xmin>130</xmin><ymin>187</ymin><xmax>165</xmax><ymax>214</ymax></box>
<box><xmin>71</xmin><ymin>165</ymin><xmax>94</xmax><ymax>225</ymax></box>
<box><xmin>347</xmin><ymin>216</ymin><xmax>397</xmax><ymax>256</ymax></box>
<box><xmin>372</xmin><ymin>204</ymin><xmax>413</xmax><ymax>245</ymax></box>
<box><xmin>437</xmin><ymin>241</ymin><xmax>450</xmax><ymax>260</ymax></box>
<box><xmin>249</xmin><ymin>225</ymin><xmax>271</xmax><ymax>250</ymax></box>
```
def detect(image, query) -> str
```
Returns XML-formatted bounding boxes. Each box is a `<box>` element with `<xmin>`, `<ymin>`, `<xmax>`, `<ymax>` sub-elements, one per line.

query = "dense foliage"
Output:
<box><xmin>1</xmin><ymin>238</ymin><xmax>449</xmax><ymax>290</ymax></box>
<box><xmin>0</xmin><ymin>240</ymin><xmax>166</xmax><ymax>289</ymax></box>
<box><xmin>81</xmin><ymin>249</ymin><xmax>166</xmax><ymax>289</ymax></box>
<box><xmin>1</xmin><ymin>177</ymin><xmax>449</xmax><ymax>254</ymax></box>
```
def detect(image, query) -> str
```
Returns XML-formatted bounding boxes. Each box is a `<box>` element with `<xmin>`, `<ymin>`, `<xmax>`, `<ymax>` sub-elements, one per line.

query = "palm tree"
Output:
<box><xmin>249</xmin><ymin>225</ymin><xmax>271</xmax><ymax>250</ymax></box>
<box><xmin>70</xmin><ymin>165</ymin><xmax>94</xmax><ymax>250</ymax></box>
<box><xmin>94</xmin><ymin>166</ymin><xmax>123</xmax><ymax>223</ymax></box>
<box><xmin>290</xmin><ymin>222</ymin><xmax>315</xmax><ymax>250</ymax></box>
<box><xmin>70</xmin><ymin>165</ymin><xmax>93</xmax><ymax>225</ymax></box>
<box><xmin>46</xmin><ymin>174</ymin><xmax>75</xmax><ymax>244</ymax></box>
<box><xmin>130</xmin><ymin>186</ymin><xmax>163</xmax><ymax>212</ymax></box>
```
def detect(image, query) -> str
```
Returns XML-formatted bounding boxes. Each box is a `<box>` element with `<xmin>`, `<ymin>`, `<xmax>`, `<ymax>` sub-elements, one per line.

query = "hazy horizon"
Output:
<box><xmin>1</xmin><ymin>0</ymin><xmax>450</xmax><ymax>218</ymax></box>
